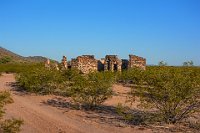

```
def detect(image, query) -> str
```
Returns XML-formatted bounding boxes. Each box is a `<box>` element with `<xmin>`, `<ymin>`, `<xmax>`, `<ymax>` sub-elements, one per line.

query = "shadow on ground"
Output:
<box><xmin>6</xmin><ymin>82</ymin><xmax>32</xmax><ymax>96</ymax></box>
<box><xmin>6</xmin><ymin>81</ymin><xmax>200</xmax><ymax>133</ymax></box>
<box><xmin>42</xmin><ymin>97</ymin><xmax>200</xmax><ymax>133</ymax></box>
<box><xmin>42</xmin><ymin>97</ymin><xmax>159</xmax><ymax>127</ymax></box>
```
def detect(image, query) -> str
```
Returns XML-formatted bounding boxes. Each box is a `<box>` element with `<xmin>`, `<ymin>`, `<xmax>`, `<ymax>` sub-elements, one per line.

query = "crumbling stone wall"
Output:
<box><xmin>104</xmin><ymin>55</ymin><xmax>122</xmax><ymax>72</ymax></box>
<box><xmin>45</xmin><ymin>58</ymin><xmax>50</xmax><ymax>70</ymax></box>
<box><xmin>71</xmin><ymin>55</ymin><xmax>98</xmax><ymax>74</ymax></box>
<box><xmin>61</xmin><ymin>56</ymin><xmax>67</xmax><ymax>70</ymax></box>
<box><xmin>54</xmin><ymin>63</ymin><xmax>59</xmax><ymax>70</ymax></box>
<box><xmin>128</xmin><ymin>55</ymin><xmax>146</xmax><ymax>70</ymax></box>
<box><xmin>45</xmin><ymin>54</ymin><xmax>146</xmax><ymax>72</ymax></box>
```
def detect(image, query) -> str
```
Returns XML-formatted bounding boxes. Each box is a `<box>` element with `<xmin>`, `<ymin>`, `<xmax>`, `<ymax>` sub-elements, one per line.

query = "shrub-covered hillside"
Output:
<box><xmin>0</xmin><ymin>46</ymin><xmax>49</xmax><ymax>64</ymax></box>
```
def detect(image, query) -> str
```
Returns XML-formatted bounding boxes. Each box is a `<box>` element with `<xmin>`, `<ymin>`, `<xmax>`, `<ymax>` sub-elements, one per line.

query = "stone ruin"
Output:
<box><xmin>45</xmin><ymin>58</ymin><xmax>60</xmax><ymax>70</ymax></box>
<box><xmin>45</xmin><ymin>54</ymin><xmax>146</xmax><ymax>74</ymax></box>
<box><xmin>98</xmin><ymin>58</ymin><xmax>105</xmax><ymax>71</ymax></box>
<box><xmin>128</xmin><ymin>55</ymin><xmax>146</xmax><ymax>70</ymax></box>
<box><xmin>61</xmin><ymin>56</ymin><xmax>67</xmax><ymax>70</ymax></box>
<box><xmin>71</xmin><ymin>55</ymin><xmax>98</xmax><ymax>74</ymax></box>
<box><xmin>45</xmin><ymin>58</ymin><xmax>50</xmax><ymax>69</ymax></box>
<box><xmin>104</xmin><ymin>55</ymin><xmax>122</xmax><ymax>72</ymax></box>
<box><xmin>54</xmin><ymin>63</ymin><xmax>59</xmax><ymax>70</ymax></box>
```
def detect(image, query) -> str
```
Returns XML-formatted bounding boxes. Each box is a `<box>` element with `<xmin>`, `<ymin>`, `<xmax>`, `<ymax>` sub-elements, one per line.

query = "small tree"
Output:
<box><xmin>183</xmin><ymin>61</ymin><xmax>194</xmax><ymax>66</ymax></box>
<box><xmin>158</xmin><ymin>61</ymin><xmax>168</xmax><ymax>66</ymax></box>
<box><xmin>131</xmin><ymin>67</ymin><xmax>200</xmax><ymax>124</ymax></box>
<box><xmin>183</xmin><ymin>62</ymin><xmax>188</xmax><ymax>66</ymax></box>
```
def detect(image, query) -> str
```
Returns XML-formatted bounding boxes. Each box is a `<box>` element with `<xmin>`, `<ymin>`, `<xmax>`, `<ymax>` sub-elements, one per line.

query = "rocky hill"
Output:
<box><xmin>0</xmin><ymin>46</ymin><xmax>48</xmax><ymax>63</ymax></box>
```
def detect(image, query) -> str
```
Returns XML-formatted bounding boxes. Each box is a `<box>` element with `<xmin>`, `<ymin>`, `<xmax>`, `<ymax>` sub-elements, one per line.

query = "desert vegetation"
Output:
<box><xmin>0</xmin><ymin>91</ymin><xmax>23</xmax><ymax>133</ymax></box>
<box><xmin>16</xmin><ymin>65</ymin><xmax>116</xmax><ymax>109</ymax></box>
<box><xmin>0</xmin><ymin>63</ymin><xmax>43</xmax><ymax>74</ymax></box>
<box><xmin>127</xmin><ymin>67</ymin><xmax>200</xmax><ymax>124</ymax></box>
<box><xmin>68</xmin><ymin>71</ymin><xmax>115</xmax><ymax>108</ymax></box>
<box><xmin>183</xmin><ymin>61</ymin><xmax>194</xmax><ymax>66</ymax></box>
<box><xmin>0</xmin><ymin>56</ymin><xmax>12</xmax><ymax>64</ymax></box>
<box><xmin>16</xmin><ymin>65</ymin><xmax>64</xmax><ymax>94</ymax></box>
<box><xmin>1</xmin><ymin>62</ymin><xmax>200</xmax><ymax>132</ymax></box>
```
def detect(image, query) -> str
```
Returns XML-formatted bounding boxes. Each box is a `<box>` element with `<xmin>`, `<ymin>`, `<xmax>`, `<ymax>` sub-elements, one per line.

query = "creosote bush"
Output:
<box><xmin>0</xmin><ymin>63</ymin><xmax>43</xmax><ymax>74</ymax></box>
<box><xmin>16</xmin><ymin>65</ymin><xmax>115</xmax><ymax>109</ymax></box>
<box><xmin>15</xmin><ymin>62</ymin><xmax>200</xmax><ymax>125</ymax></box>
<box><xmin>0</xmin><ymin>91</ymin><xmax>23</xmax><ymax>133</ymax></box>
<box><xmin>119</xmin><ymin>68</ymin><xmax>145</xmax><ymax>84</ymax></box>
<box><xmin>16</xmin><ymin>66</ymin><xmax>65</xmax><ymax>94</ymax></box>
<box><xmin>69</xmin><ymin>71</ymin><xmax>114</xmax><ymax>109</ymax></box>
<box><xmin>129</xmin><ymin>67</ymin><xmax>200</xmax><ymax>124</ymax></box>
<box><xmin>0</xmin><ymin>57</ymin><xmax>12</xmax><ymax>64</ymax></box>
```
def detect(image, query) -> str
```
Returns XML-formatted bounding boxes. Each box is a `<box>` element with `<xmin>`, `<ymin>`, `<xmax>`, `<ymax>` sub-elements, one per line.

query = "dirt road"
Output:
<box><xmin>0</xmin><ymin>73</ymin><xmax>151</xmax><ymax>133</ymax></box>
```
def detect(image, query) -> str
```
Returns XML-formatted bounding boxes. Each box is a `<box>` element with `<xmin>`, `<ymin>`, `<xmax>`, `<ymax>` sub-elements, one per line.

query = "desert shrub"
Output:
<box><xmin>16</xmin><ymin>66</ymin><xmax>64</xmax><ymax>94</ymax></box>
<box><xmin>0</xmin><ymin>57</ymin><xmax>12</xmax><ymax>64</ymax></box>
<box><xmin>62</xmin><ymin>68</ymin><xmax>81</xmax><ymax>81</ymax></box>
<box><xmin>183</xmin><ymin>61</ymin><xmax>194</xmax><ymax>66</ymax></box>
<box><xmin>1</xmin><ymin>119</ymin><xmax>23</xmax><ymax>133</ymax></box>
<box><xmin>130</xmin><ymin>67</ymin><xmax>200</xmax><ymax>124</ymax></box>
<box><xmin>116</xmin><ymin>103</ymin><xmax>133</xmax><ymax>122</ymax></box>
<box><xmin>118</xmin><ymin>68</ymin><xmax>145</xmax><ymax>84</ymax></box>
<box><xmin>70</xmin><ymin>72</ymin><xmax>114</xmax><ymax>109</ymax></box>
<box><xmin>88</xmin><ymin>71</ymin><xmax>117</xmax><ymax>84</ymax></box>
<box><xmin>0</xmin><ymin>91</ymin><xmax>23</xmax><ymax>133</ymax></box>
<box><xmin>54</xmin><ymin>69</ymin><xmax>82</xmax><ymax>96</ymax></box>
<box><xmin>158</xmin><ymin>61</ymin><xmax>168</xmax><ymax>66</ymax></box>
<box><xmin>0</xmin><ymin>63</ymin><xmax>42</xmax><ymax>73</ymax></box>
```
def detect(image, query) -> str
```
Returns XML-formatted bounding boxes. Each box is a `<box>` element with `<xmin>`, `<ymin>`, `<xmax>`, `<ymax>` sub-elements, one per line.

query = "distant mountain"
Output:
<box><xmin>0</xmin><ymin>46</ymin><xmax>48</xmax><ymax>63</ymax></box>
<box><xmin>25</xmin><ymin>56</ymin><xmax>48</xmax><ymax>62</ymax></box>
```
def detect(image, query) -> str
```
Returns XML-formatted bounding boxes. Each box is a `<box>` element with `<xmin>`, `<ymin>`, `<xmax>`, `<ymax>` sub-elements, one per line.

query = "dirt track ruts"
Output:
<box><xmin>0</xmin><ymin>73</ymin><xmax>151</xmax><ymax>133</ymax></box>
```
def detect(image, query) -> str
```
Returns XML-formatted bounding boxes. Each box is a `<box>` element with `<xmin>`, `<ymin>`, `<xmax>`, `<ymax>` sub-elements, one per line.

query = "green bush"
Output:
<box><xmin>62</xmin><ymin>68</ymin><xmax>81</xmax><ymax>81</ymax></box>
<box><xmin>0</xmin><ymin>57</ymin><xmax>12</xmax><ymax>64</ymax></box>
<box><xmin>119</xmin><ymin>68</ymin><xmax>145</xmax><ymax>84</ymax></box>
<box><xmin>16</xmin><ymin>66</ymin><xmax>64</xmax><ymax>94</ymax></box>
<box><xmin>0</xmin><ymin>63</ymin><xmax>43</xmax><ymax>73</ymax></box>
<box><xmin>70</xmin><ymin>72</ymin><xmax>114</xmax><ymax>109</ymax></box>
<box><xmin>183</xmin><ymin>61</ymin><xmax>194</xmax><ymax>66</ymax></box>
<box><xmin>1</xmin><ymin>119</ymin><xmax>23</xmax><ymax>133</ymax></box>
<box><xmin>129</xmin><ymin>67</ymin><xmax>200</xmax><ymax>124</ymax></box>
<box><xmin>158</xmin><ymin>61</ymin><xmax>168</xmax><ymax>66</ymax></box>
<box><xmin>0</xmin><ymin>91</ymin><xmax>23</xmax><ymax>133</ymax></box>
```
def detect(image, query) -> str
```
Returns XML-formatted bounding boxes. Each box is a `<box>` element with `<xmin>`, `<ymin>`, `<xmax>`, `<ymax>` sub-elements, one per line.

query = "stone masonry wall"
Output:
<box><xmin>128</xmin><ymin>55</ymin><xmax>146</xmax><ymax>70</ymax></box>
<box><xmin>104</xmin><ymin>55</ymin><xmax>122</xmax><ymax>72</ymax></box>
<box><xmin>61</xmin><ymin>56</ymin><xmax>67</xmax><ymax>70</ymax></box>
<box><xmin>71</xmin><ymin>55</ymin><xmax>98</xmax><ymax>74</ymax></box>
<box><xmin>46</xmin><ymin>54</ymin><xmax>146</xmax><ymax>72</ymax></box>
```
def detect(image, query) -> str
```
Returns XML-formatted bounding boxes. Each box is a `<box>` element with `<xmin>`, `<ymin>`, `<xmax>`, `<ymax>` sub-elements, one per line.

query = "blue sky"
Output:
<box><xmin>0</xmin><ymin>0</ymin><xmax>200</xmax><ymax>65</ymax></box>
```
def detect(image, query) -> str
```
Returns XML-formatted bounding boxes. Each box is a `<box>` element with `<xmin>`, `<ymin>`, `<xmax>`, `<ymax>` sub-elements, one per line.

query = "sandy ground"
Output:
<box><xmin>0</xmin><ymin>73</ymin><xmax>152</xmax><ymax>133</ymax></box>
